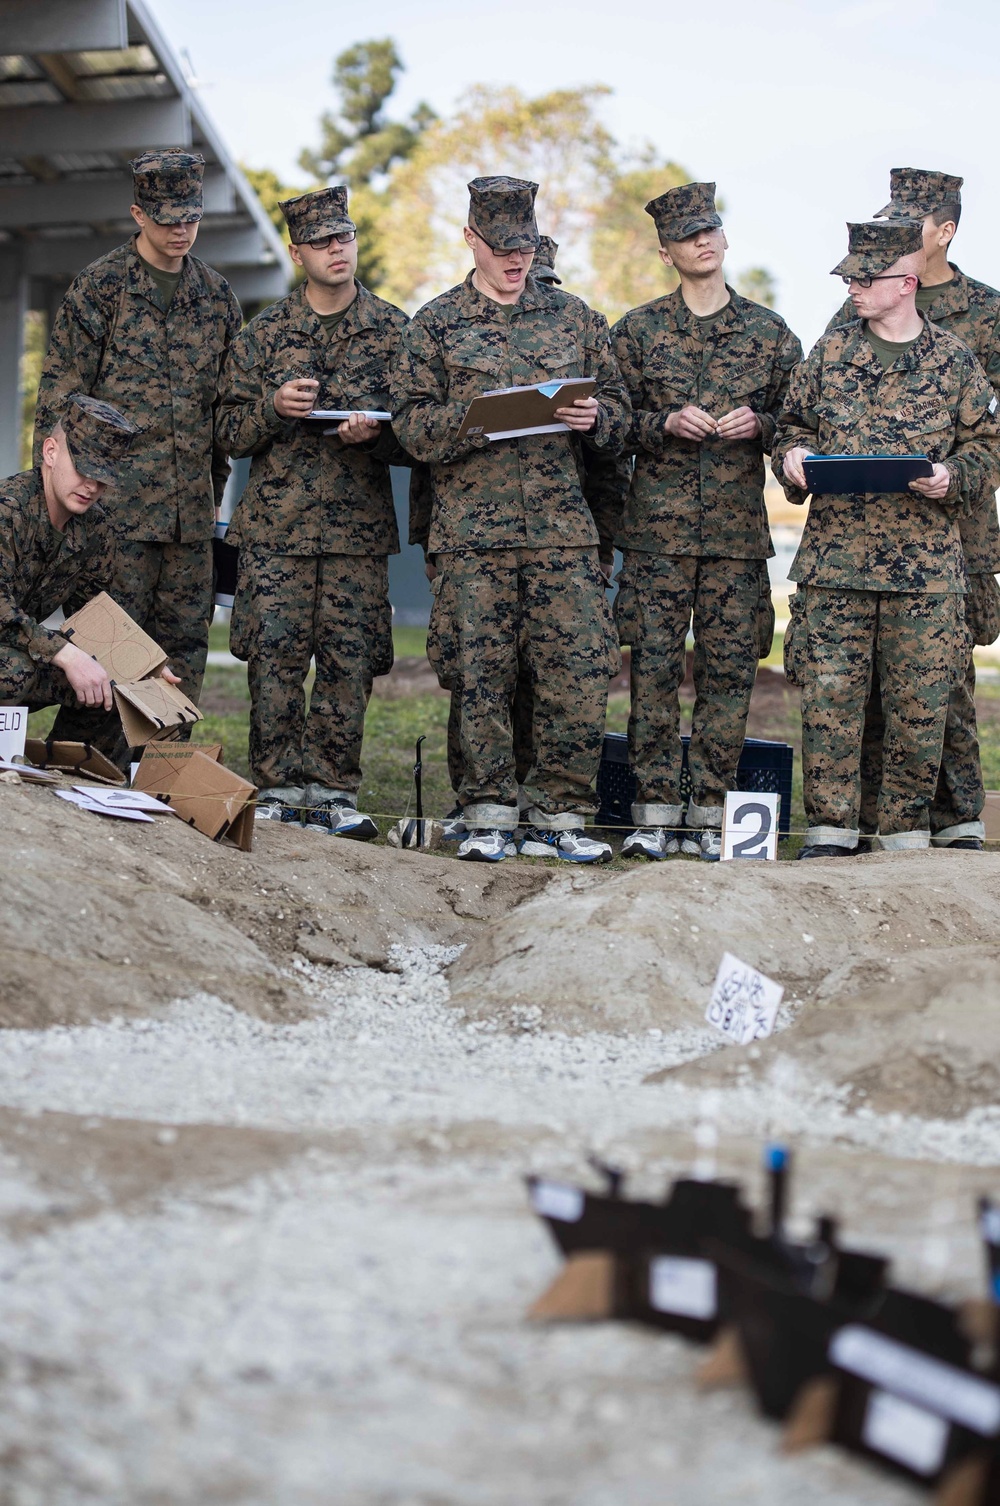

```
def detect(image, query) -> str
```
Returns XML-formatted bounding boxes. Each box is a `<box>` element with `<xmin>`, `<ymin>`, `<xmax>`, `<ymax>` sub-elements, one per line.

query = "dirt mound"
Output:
<box><xmin>0</xmin><ymin>780</ymin><xmax>549</xmax><ymax>1028</ymax></box>
<box><xmin>447</xmin><ymin>850</ymin><xmax>1000</xmax><ymax>1035</ymax></box>
<box><xmin>650</xmin><ymin>945</ymin><xmax>1000</xmax><ymax>1119</ymax></box>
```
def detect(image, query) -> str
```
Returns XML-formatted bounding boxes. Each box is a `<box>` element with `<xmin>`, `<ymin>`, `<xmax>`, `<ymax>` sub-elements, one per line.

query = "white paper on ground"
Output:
<box><xmin>705</xmin><ymin>951</ymin><xmax>784</xmax><ymax>1045</ymax></box>
<box><xmin>721</xmin><ymin>790</ymin><xmax>779</xmax><ymax>861</ymax></box>
<box><xmin>0</xmin><ymin>757</ymin><xmax>57</xmax><ymax>782</ymax></box>
<box><xmin>54</xmin><ymin>790</ymin><xmax>154</xmax><ymax>823</ymax></box>
<box><xmin>72</xmin><ymin>785</ymin><xmax>174</xmax><ymax>814</ymax></box>
<box><xmin>530</xmin><ymin>1181</ymin><xmax>585</xmax><ymax>1223</ymax></box>
<box><xmin>648</xmin><ymin>1256</ymin><xmax>717</xmax><ymax>1320</ymax></box>
<box><xmin>830</xmin><ymin>1325</ymin><xmax>1000</xmax><ymax>1435</ymax></box>
<box><xmin>862</xmin><ymin>1389</ymin><xmax>949</xmax><ymax>1476</ymax></box>
<box><xmin>0</xmin><ymin>706</ymin><xmax>28</xmax><ymax>762</ymax></box>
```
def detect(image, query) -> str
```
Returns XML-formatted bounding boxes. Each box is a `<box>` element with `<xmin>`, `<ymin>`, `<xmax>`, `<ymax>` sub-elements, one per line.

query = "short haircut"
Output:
<box><xmin>932</xmin><ymin>202</ymin><xmax>961</xmax><ymax>229</ymax></box>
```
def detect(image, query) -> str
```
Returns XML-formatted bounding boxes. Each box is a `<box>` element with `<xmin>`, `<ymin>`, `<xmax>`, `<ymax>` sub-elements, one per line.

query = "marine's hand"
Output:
<box><xmin>53</xmin><ymin>643</ymin><xmax>113</xmax><ymax>710</ymax></box>
<box><xmin>782</xmin><ymin>446</ymin><xmax>811</xmax><ymax>489</ymax></box>
<box><xmin>909</xmin><ymin>463</ymin><xmax>952</xmax><ymax>500</ymax></box>
<box><xmin>717</xmin><ymin>406</ymin><xmax>761</xmax><ymax>441</ymax></box>
<box><xmin>338</xmin><ymin>413</ymin><xmax>381</xmax><ymax>445</ymax></box>
<box><xmin>599</xmin><ymin>560</ymin><xmax>613</xmax><ymax>582</ymax></box>
<box><xmin>555</xmin><ymin>396</ymin><xmax>599</xmax><ymax>432</ymax></box>
<box><xmin>273</xmin><ymin>377</ymin><xmax>320</xmax><ymax>419</ymax></box>
<box><xmin>159</xmin><ymin>667</ymin><xmax>182</xmax><ymax>685</ymax></box>
<box><xmin>665</xmin><ymin>405</ymin><xmax>718</xmax><ymax>441</ymax></box>
<box><xmin>425</xmin><ymin>558</ymin><xmax>438</xmax><ymax>582</ymax></box>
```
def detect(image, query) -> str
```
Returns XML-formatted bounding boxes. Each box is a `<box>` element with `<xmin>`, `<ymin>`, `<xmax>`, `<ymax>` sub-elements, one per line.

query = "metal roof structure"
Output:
<box><xmin>0</xmin><ymin>0</ymin><xmax>289</xmax><ymax>475</ymax></box>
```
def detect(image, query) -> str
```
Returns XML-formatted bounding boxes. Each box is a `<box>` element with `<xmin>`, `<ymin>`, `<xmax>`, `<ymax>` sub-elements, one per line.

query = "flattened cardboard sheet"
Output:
<box><xmin>112</xmin><ymin>678</ymin><xmax>201</xmax><ymax>747</ymax></box>
<box><xmin>528</xmin><ymin>1252</ymin><xmax>616</xmax><ymax>1322</ymax></box>
<box><xmin>982</xmin><ymin>792</ymin><xmax>1000</xmax><ymax>843</ymax></box>
<box><xmin>23</xmin><ymin>738</ymin><xmax>126</xmax><ymax>786</ymax></box>
<box><xmin>62</xmin><ymin>592</ymin><xmax>166</xmax><ymax>681</ymax></box>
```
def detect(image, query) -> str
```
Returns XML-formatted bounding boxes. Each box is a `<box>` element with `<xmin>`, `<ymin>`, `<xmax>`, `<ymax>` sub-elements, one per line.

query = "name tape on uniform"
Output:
<box><xmin>721</xmin><ymin>790</ymin><xmax>779</xmax><ymax>861</ymax></box>
<box><xmin>0</xmin><ymin>706</ymin><xmax>27</xmax><ymax>762</ymax></box>
<box><xmin>706</xmin><ymin>951</ymin><xmax>784</xmax><ymax>1046</ymax></box>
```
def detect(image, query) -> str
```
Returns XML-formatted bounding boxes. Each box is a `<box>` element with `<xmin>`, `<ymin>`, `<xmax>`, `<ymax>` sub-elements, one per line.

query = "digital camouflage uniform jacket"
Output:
<box><xmin>772</xmin><ymin>317</ymin><xmax>1000</xmax><ymax>592</ymax></box>
<box><xmin>390</xmin><ymin>271</ymin><xmax>630</xmax><ymax>553</ymax></box>
<box><xmin>611</xmin><ymin>286</ymin><xmax>802</xmax><ymax>559</ymax></box>
<box><xmin>218</xmin><ymin>281</ymin><xmax>406</xmax><ymax>557</ymax></box>
<box><xmin>0</xmin><ymin>469</ymin><xmax>115</xmax><ymax>662</ymax></box>
<box><xmin>827</xmin><ymin>265</ymin><xmax>1000</xmax><ymax>572</ymax></box>
<box><xmin>34</xmin><ymin>238</ymin><xmax>241</xmax><ymax>543</ymax></box>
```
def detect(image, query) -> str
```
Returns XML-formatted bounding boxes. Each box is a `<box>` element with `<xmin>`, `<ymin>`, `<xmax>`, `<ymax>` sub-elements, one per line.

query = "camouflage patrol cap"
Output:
<box><xmin>60</xmin><ymin>393</ymin><xmax>138</xmax><ymax>487</ymax></box>
<box><xmin>645</xmin><ymin>181</ymin><xmax>722</xmax><ymax>242</ymax></box>
<box><xmin>280</xmin><ymin>185</ymin><xmax>355</xmax><ymax>246</ymax></box>
<box><xmin>875</xmin><ymin>167</ymin><xmax>964</xmax><ymax>220</ymax></box>
<box><xmin>129</xmin><ymin>149</ymin><xmax>204</xmax><ymax>225</ymax></box>
<box><xmin>467</xmin><ymin>176</ymin><xmax>539</xmax><ymax>252</ymax></box>
<box><xmin>533</xmin><ymin>235</ymin><xmax>561</xmax><ymax>284</ymax></box>
<box><xmin>831</xmin><ymin>220</ymin><xmax>924</xmax><ymax>279</ymax></box>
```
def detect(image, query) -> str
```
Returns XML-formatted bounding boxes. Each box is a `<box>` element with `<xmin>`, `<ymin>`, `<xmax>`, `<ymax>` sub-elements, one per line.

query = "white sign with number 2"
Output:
<box><xmin>721</xmin><ymin>790</ymin><xmax>779</xmax><ymax>861</ymax></box>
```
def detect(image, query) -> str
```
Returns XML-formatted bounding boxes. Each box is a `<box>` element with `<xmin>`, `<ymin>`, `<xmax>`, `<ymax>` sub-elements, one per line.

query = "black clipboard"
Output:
<box><xmin>803</xmin><ymin>454</ymin><xmax>934</xmax><ymax>495</ymax></box>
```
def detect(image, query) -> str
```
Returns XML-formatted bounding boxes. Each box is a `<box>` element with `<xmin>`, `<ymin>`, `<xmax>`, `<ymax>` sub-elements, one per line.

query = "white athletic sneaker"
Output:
<box><xmin>518</xmin><ymin>826</ymin><xmax>612</xmax><ymax>863</ymax></box>
<box><xmin>699</xmin><ymin>830</ymin><xmax>722</xmax><ymax>861</ymax></box>
<box><xmin>305</xmin><ymin>795</ymin><xmax>378</xmax><ymax>841</ymax></box>
<box><xmin>679</xmin><ymin>834</ymin><xmax>702</xmax><ymax>856</ymax></box>
<box><xmin>440</xmin><ymin>805</ymin><xmax>467</xmax><ymax>841</ymax></box>
<box><xmin>255</xmin><ymin>787</ymin><xmax>304</xmax><ymax>824</ymax></box>
<box><xmin>622</xmin><ymin>827</ymin><xmax>679</xmax><ymax>860</ymax></box>
<box><xmin>456</xmin><ymin>827</ymin><xmax>517</xmax><ymax>862</ymax></box>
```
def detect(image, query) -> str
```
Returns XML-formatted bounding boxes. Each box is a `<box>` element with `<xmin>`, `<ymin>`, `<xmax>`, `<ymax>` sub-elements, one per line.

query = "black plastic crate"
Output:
<box><xmin>597</xmin><ymin>733</ymin><xmax>794</xmax><ymax>837</ymax></box>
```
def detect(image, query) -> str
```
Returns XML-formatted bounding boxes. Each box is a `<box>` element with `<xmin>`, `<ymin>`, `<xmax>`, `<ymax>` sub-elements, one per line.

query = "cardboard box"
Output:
<box><xmin>24</xmin><ymin>738</ymin><xmax>127</xmax><ymax>785</ymax></box>
<box><xmin>983</xmin><ymin>791</ymin><xmax>1000</xmax><ymax>842</ymax></box>
<box><xmin>61</xmin><ymin>593</ymin><xmax>203</xmax><ymax>746</ymax></box>
<box><xmin>134</xmin><ymin>744</ymin><xmax>256</xmax><ymax>850</ymax></box>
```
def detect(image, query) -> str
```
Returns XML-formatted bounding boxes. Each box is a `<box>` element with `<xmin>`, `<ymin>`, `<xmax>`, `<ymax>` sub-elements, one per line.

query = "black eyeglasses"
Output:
<box><xmin>841</xmin><ymin>273</ymin><xmax>912</xmax><ymax>289</ymax></box>
<box><xmin>302</xmin><ymin>231</ymin><xmax>357</xmax><ymax>250</ymax></box>
<box><xmin>470</xmin><ymin>228</ymin><xmax>536</xmax><ymax>260</ymax></box>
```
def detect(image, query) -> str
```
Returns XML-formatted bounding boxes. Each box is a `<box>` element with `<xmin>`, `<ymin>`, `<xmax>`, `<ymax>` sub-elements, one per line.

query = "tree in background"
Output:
<box><xmin>297</xmin><ymin>39</ymin><xmax>435</xmax><ymax>288</ymax></box>
<box><xmin>733</xmin><ymin>266</ymin><xmax>778</xmax><ymax>308</ymax></box>
<box><xmin>242</xmin><ymin>165</ymin><xmax>308</xmax><ymax>253</ymax></box>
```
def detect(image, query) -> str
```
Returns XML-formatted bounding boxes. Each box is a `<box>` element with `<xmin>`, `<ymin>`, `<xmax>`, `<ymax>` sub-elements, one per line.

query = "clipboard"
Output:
<box><xmin>304</xmin><ymin>408</ymin><xmax>391</xmax><ymax>421</ymax></box>
<box><xmin>457</xmin><ymin>377</ymin><xmax>597</xmax><ymax>441</ymax></box>
<box><xmin>803</xmin><ymin>454</ymin><xmax>934</xmax><ymax>495</ymax></box>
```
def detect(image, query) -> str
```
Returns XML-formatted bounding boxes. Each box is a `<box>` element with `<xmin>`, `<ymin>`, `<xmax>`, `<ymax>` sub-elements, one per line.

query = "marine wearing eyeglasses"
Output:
<box><xmin>774</xmin><ymin>218</ymin><xmax>1000</xmax><ymax>858</ymax></box>
<box><xmin>217</xmin><ymin>185</ymin><xmax>408</xmax><ymax>839</ymax></box>
<box><xmin>391</xmin><ymin>175</ymin><xmax>630</xmax><ymax>864</ymax></box>
<box><xmin>824</xmin><ymin>168</ymin><xmax>1000</xmax><ymax>852</ymax></box>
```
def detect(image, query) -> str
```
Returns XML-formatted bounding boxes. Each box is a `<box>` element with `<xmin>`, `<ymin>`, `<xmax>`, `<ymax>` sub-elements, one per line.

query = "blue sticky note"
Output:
<box><xmin>536</xmin><ymin>381</ymin><xmax>564</xmax><ymax>399</ymax></box>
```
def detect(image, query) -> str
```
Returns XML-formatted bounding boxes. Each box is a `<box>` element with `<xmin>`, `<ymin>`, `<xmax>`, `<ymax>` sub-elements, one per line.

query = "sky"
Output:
<box><xmin>151</xmin><ymin>0</ymin><xmax>998</xmax><ymax>346</ymax></box>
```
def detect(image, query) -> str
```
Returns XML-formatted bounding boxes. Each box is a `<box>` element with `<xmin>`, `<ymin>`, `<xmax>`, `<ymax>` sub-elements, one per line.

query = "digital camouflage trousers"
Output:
<box><xmin>427</xmin><ymin>546</ymin><xmax>618</xmax><ymax>830</ymax></box>
<box><xmin>49</xmin><ymin>537</ymin><xmax>213</xmax><ymax>767</ymax></box>
<box><xmin>230</xmin><ymin>550</ymin><xmax>392</xmax><ymax>794</ymax></box>
<box><xmin>796</xmin><ymin>585</ymin><xmax>969</xmax><ymax>849</ymax></box>
<box><xmin>614</xmin><ymin>552</ymin><xmax>770</xmax><ymax>828</ymax></box>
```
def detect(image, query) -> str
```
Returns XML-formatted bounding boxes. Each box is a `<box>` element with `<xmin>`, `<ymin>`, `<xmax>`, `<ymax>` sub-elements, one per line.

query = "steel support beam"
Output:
<box><xmin>5</xmin><ymin>98</ymin><xmax>192</xmax><ymax>157</ymax></box>
<box><xmin>0</xmin><ymin>0</ymin><xmax>127</xmax><ymax>54</ymax></box>
<box><xmin>24</xmin><ymin>225</ymin><xmax>281</xmax><ymax>280</ymax></box>
<box><xmin>0</xmin><ymin>167</ymin><xmax>235</xmax><ymax>230</ymax></box>
<box><xmin>0</xmin><ymin>251</ymin><xmax>28</xmax><ymax>480</ymax></box>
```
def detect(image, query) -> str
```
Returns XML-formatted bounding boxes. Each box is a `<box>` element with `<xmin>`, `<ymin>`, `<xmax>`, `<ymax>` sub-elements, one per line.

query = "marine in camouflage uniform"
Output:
<box><xmin>33</xmin><ymin>150</ymin><xmax>241</xmax><ymax>766</ymax></box>
<box><xmin>408</xmin><ymin>233</ymin><xmax>631</xmax><ymax>826</ymax></box>
<box><xmin>391</xmin><ymin>177</ymin><xmax>629</xmax><ymax>862</ymax></box>
<box><xmin>773</xmin><ymin>219</ymin><xmax>1000</xmax><ymax>855</ymax></box>
<box><xmin>823</xmin><ymin>169</ymin><xmax>1000</xmax><ymax>847</ymax></box>
<box><xmin>217</xmin><ymin>186</ymin><xmax>406</xmax><ymax>838</ymax></box>
<box><xmin>610</xmin><ymin>182</ymin><xmax>802</xmax><ymax>859</ymax></box>
<box><xmin>0</xmin><ymin>397</ymin><xmax>140</xmax><ymax>710</ymax></box>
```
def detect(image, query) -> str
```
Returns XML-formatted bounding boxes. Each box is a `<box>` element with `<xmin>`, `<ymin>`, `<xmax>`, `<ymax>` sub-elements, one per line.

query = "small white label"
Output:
<box><xmin>990</xmin><ymin>394</ymin><xmax>998</xmax><ymax>414</ymax></box>
<box><xmin>706</xmin><ymin>952</ymin><xmax>784</xmax><ymax>1045</ymax></box>
<box><xmin>862</xmin><ymin>1390</ymin><xmax>949</xmax><ymax>1476</ymax></box>
<box><xmin>721</xmin><ymin>790</ymin><xmax>779</xmax><ymax>861</ymax></box>
<box><xmin>530</xmin><ymin>1181</ymin><xmax>585</xmax><ymax>1223</ymax></box>
<box><xmin>649</xmin><ymin>1256</ymin><xmax>717</xmax><ymax>1320</ymax></box>
<box><xmin>831</xmin><ymin>1325</ymin><xmax>1000</xmax><ymax>1435</ymax></box>
<box><xmin>0</xmin><ymin>705</ymin><xmax>27</xmax><ymax>762</ymax></box>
